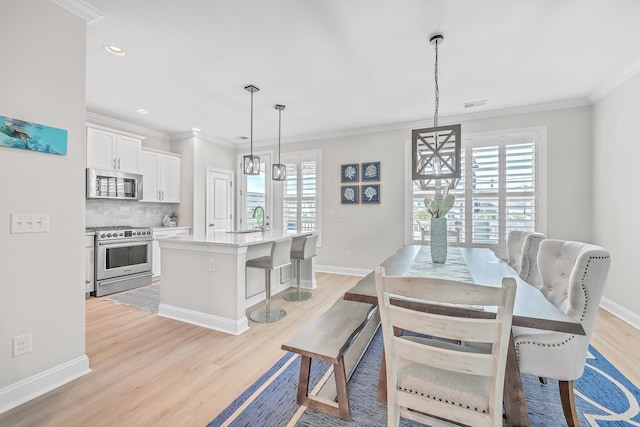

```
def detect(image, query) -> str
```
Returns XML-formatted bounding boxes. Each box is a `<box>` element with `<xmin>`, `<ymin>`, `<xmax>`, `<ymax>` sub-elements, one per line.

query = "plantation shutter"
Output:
<box><xmin>281</xmin><ymin>151</ymin><xmax>321</xmax><ymax>240</ymax></box>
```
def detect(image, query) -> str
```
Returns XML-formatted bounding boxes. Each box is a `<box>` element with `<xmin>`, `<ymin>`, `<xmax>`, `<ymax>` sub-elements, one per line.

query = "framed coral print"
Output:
<box><xmin>341</xmin><ymin>163</ymin><xmax>359</xmax><ymax>182</ymax></box>
<box><xmin>361</xmin><ymin>161</ymin><xmax>380</xmax><ymax>181</ymax></box>
<box><xmin>341</xmin><ymin>185</ymin><xmax>359</xmax><ymax>204</ymax></box>
<box><xmin>361</xmin><ymin>184</ymin><xmax>380</xmax><ymax>204</ymax></box>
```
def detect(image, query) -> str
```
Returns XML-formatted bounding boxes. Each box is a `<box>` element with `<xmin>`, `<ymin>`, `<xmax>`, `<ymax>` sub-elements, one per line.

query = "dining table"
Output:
<box><xmin>343</xmin><ymin>245</ymin><xmax>585</xmax><ymax>427</ymax></box>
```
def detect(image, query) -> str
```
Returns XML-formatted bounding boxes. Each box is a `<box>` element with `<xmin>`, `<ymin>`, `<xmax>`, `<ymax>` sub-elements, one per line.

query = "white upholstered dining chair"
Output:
<box><xmin>513</xmin><ymin>239</ymin><xmax>611</xmax><ymax>427</ymax></box>
<box><xmin>507</xmin><ymin>230</ymin><xmax>546</xmax><ymax>288</ymax></box>
<box><xmin>374</xmin><ymin>266</ymin><xmax>517</xmax><ymax>427</ymax></box>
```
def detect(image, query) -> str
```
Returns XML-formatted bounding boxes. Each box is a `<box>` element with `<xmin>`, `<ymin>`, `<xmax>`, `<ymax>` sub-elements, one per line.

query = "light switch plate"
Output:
<box><xmin>10</xmin><ymin>213</ymin><xmax>49</xmax><ymax>233</ymax></box>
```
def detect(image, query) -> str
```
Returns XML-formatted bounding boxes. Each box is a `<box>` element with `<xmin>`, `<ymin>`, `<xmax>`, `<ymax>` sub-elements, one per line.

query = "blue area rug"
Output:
<box><xmin>209</xmin><ymin>328</ymin><xmax>640</xmax><ymax>427</ymax></box>
<box><xmin>106</xmin><ymin>284</ymin><xmax>160</xmax><ymax>312</ymax></box>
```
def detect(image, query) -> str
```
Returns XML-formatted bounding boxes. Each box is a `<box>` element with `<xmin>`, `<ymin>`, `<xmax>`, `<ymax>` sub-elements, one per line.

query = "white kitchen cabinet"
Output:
<box><xmin>85</xmin><ymin>234</ymin><xmax>95</xmax><ymax>294</ymax></box>
<box><xmin>152</xmin><ymin>227</ymin><xmax>190</xmax><ymax>278</ymax></box>
<box><xmin>86</xmin><ymin>126</ymin><xmax>143</xmax><ymax>173</ymax></box>
<box><xmin>140</xmin><ymin>149</ymin><xmax>181</xmax><ymax>203</ymax></box>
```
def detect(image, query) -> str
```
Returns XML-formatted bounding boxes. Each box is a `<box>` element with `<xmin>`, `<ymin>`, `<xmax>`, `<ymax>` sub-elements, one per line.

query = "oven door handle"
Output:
<box><xmin>98</xmin><ymin>239</ymin><xmax>152</xmax><ymax>247</ymax></box>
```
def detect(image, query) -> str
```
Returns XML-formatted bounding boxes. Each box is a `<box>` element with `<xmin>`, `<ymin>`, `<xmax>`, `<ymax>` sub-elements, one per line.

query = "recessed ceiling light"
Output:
<box><xmin>463</xmin><ymin>99</ymin><xmax>488</xmax><ymax>108</ymax></box>
<box><xmin>191</xmin><ymin>127</ymin><xmax>201</xmax><ymax>132</ymax></box>
<box><xmin>136</xmin><ymin>107</ymin><xmax>149</xmax><ymax>114</ymax></box>
<box><xmin>103</xmin><ymin>45</ymin><xmax>126</xmax><ymax>56</ymax></box>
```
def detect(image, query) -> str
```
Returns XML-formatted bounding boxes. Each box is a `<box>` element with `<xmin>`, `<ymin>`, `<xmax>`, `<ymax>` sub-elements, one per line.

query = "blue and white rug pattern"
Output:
<box><xmin>210</xmin><ymin>328</ymin><xmax>640</xmax><ymax>427</ymax></box>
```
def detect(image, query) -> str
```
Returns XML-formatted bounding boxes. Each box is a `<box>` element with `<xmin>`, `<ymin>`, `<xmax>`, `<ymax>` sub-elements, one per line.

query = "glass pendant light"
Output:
<box><xmin>272</xmin><ymin>104</ymin><xmax>287</xmax><ymax>181</ymax></box>
<box><xmin>243</xmin><ymin>84</ymin><xmax>260</xmax><ymax>175</ymax></box>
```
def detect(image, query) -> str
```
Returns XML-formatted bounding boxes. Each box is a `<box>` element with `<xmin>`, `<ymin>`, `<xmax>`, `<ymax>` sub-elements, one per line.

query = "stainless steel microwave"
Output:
<box><xmin>86</xmin><ymin>168</ymin><xmax>143</xmax><ymax>200</ymax></box>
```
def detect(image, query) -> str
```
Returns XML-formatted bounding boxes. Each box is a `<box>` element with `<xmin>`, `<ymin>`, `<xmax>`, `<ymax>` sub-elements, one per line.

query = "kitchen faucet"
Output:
<box><xmin>252</xmin><ymin>206</ymin><xmax>266</xmax><ymax>230</ymax></box>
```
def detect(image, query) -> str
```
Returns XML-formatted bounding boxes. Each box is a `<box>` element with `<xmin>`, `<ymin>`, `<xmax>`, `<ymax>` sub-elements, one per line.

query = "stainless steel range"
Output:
<box><xmin>91</xmin><ymin>226</ymin><xmax>153</xmax><ymax>297</ymax></box>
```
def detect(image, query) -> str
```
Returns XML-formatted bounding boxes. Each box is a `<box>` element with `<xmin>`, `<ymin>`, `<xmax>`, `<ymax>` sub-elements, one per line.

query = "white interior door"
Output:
<box><xmin>206</xmin><ymin>168</ymin><xmax>233</xmax><ymax>232</ymax></box>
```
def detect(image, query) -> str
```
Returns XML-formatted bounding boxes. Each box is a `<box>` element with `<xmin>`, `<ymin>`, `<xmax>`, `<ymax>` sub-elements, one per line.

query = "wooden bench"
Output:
<box><xmin>281</xmin><ymin>298</ymin><xmax>380</xmax><ymax>421</ymax></box>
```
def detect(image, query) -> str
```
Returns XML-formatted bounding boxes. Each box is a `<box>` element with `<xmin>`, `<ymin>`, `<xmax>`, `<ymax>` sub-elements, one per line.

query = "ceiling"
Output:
<box><xmin>82</xmin><ymin>0</ymin><xmax>640</xmax><ymax>145</ymax></box>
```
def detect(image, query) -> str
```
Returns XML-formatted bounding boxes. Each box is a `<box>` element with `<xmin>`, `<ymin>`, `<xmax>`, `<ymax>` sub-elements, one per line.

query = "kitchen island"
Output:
<box><xmin>157</xmin><ymin>229</ymin><xmax>316</xmax><ymax>335</ymax></box>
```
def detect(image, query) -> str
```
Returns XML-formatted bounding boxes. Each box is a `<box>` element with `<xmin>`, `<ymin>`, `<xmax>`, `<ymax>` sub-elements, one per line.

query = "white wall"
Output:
<box><xmin>272</xmin><ymin>106</ymin><xmax>593</xmax><ymax>272</ymax></box>
<box><xmin>0</xmin><ymin>0</ymin><xmax>89</xmax><ymax>408</ymax></box>
<box><xmin>593</xmin><ymin>72</ymin><xmax>640</xmax><ymax>317</ymax></box>
<box><xmin>171</xmin><ymin>136</ymin><xmax>236</xmax><ymax>234</ymax></box>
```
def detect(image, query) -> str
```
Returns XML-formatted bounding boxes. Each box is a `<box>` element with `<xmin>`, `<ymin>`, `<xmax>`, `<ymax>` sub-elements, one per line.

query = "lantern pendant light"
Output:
<box><xmin>243</xmin><ymin>84</ymin><xmax>260</xmax><ymax>175</ymax></box>
<box><xmin>411</xmin><ymin>34</ymin><xmax>461</xmax><ymax>189</ymax></box>
<box><xmin>272</xmin><ymin>104</ymin><xmax>287</xmax><ymax>181</ymax></box>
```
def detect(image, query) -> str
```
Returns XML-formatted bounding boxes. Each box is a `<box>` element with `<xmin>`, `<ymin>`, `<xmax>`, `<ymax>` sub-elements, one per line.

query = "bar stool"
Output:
<box><xmin>284</xmin><ymin>234</ymin><xmax>318</xmax><ymax>302</ymax></box>
<box><xmin>246</xmin><ymin>238</ymin><xmax>293</xmax><ymax>323</ymax></box>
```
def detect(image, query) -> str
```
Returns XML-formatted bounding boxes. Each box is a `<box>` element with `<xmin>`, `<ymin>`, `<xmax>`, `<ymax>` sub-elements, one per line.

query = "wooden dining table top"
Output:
<box><xmin>344</xmin><ymin>245</ymin><xmax>585</xmax><ymax>336</ymax></box>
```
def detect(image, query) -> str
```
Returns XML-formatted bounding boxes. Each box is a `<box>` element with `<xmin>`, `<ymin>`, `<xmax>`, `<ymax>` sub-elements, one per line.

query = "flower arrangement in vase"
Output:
<box><xmin>424</xmin><ymin>187</ymin><xmax>455</xmax><ymax>263</ymax></box>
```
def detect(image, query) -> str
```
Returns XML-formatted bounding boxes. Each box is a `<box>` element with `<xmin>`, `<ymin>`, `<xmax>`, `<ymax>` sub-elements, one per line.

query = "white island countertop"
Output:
<box><xmin>158</xmin><ymin>229</ymin><xmax>312</xmax><ymax>252</ymax></box>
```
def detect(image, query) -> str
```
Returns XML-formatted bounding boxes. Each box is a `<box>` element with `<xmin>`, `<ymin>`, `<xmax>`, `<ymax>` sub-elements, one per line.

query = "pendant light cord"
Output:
<box><xmin>250</xmin><ymin>90</ymin><xmax>254</xmax><ymax>155</ymax></box>
<box><xmin>434</xmin><ymin>39</ymin><xmax>439</xmax><ymax>128</ymax></box>
<box><xmin>278</xmin><ymin>108</ymin><xmax>282</xmax><ymax>163</ymax></box>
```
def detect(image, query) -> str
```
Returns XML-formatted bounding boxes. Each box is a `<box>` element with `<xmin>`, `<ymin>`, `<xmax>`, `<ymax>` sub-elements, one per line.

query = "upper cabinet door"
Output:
<box><xmin>86</xmin><ymin>126</ymin><xmax>142</xmax><ymax>173</ymax></box>
<box><xmin>139</xmin><ymin>150</ymin><xmax>160</xmax><ymax>202</ymax></box>
<box><xmin>86</xmin><ymin>128</ymin><xmax>117</xmax><ymax>170</ymax></box>
<box><xmin>160</xmin><ymin>155</ymin><xmax>180</xmax><ymax>203</ymax></box>
<box><xmin>139</xmin><ymin>149</ymin><xmax>181</xmax><ymax>203</ymax></box>
<box><xmin>115</xmin><ymin>135</ymin><xmax>141</xmax><ymax>173</ymax></box>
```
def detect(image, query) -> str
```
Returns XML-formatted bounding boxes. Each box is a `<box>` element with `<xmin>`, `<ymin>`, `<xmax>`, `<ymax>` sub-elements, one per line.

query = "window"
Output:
<box><xmin>410</xmin><ymin>127</ymin><xmax>545</xmax><ymax>255</ymax></box>
<box><xmin>280</xmin><ymin>150</ymin><xmax>322</xmax><ymax>243</ymax></box>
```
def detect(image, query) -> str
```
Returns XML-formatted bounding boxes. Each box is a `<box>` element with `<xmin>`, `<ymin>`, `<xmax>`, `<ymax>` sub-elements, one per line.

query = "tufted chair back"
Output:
<box><xmin>518</xmin><ymin>232</ymin><xmax>546</xmax><ymax>288</ymax></box>
<box><xmin>507</xmin><ymin>231</ymin><xmax>546</xmax><ymax>287</ymax></box>
<box><xmin>513</xmin><ymin>239</ymin><xmax>610</xmax><ymax>427</ymax></box>
<box><xmin>506</xmin><ymin>231</ymin><xmax>530</xmax><ymax>271</ymax></box>
<box><xmin>537</xmin><ymin>240</ymin><xmax>610</xmax><ymax>335</ymax></box>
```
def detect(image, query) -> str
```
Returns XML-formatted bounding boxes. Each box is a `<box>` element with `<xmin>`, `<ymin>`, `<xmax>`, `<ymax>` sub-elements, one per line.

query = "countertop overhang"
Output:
<box><xmin>158</xmin><ymin>229</ymin><xmax>314</xmax><ymax>253</ymax></box>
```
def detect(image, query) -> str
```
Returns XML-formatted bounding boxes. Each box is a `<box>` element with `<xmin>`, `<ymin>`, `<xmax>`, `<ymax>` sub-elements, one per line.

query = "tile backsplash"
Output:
<box><xmin>86</xmin><ymin>200</ymin><xmax>180</xmax><ymax>228</ymax></box>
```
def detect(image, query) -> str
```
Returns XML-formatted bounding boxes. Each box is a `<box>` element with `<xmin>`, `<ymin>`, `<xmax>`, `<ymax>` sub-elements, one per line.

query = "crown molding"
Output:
<box><xmin>282</xmin><ymin>97</ymin><xmax>591</xmax><ymax>145</ymax></box>
<box><xmin>50</xmin><ymin>0</ymin><xmax>105</xmax><ymax>23</ymax></box>
<box><xmin>88</xmin><ymin>97</ymin><xmax>591</xmax><ymax>151</ymax></box>
<box><xmin>169</xmin><ymin>131</ymin><xmax>239</xmax><ymax>149</ymax></box>
<box><xmin>589</xmin><ymin>56</ymin><xmax>640</xmax><ymax>103</ymax></box>
<box><xmin>85</xmin><ymin>112</ymin><xmax>170</xmax><ymax>140</ymax></box>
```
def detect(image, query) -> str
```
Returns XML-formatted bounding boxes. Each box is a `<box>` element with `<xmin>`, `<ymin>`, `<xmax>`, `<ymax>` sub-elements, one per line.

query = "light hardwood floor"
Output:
<box><xmin>1</xmin><ymin>273</ymin><xmax>638</xmax><ymax>427</ymax></box>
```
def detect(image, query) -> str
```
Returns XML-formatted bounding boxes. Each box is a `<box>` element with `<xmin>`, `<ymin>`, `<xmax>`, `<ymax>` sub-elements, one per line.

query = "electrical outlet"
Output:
<box><xmin>146</xmin><ymin>211</ymin><xmax>151</xmax><ymax>218</ymax></box>
<box><xmin>209</xmin><ymin>259</ymin><xmax>216</xmax><ymax>272</ymax></box>
<box><xmin>13</xmin><ymin>333</ymin><xmax>32</xmax><ymax>357</ymax></box>
<box><xmin>346</xmin><ymin>251</ymin><xmax>352</xmax><ymax>259</ymax></box>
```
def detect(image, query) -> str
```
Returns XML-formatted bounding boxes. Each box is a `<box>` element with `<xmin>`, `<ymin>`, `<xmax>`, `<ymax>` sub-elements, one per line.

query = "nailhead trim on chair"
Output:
<box><xmin>515</xmin><ymin>255</ymin><xmax>611</xmax><ymax>357</ymax></box>
<box><xmin>579</xmin><ymin>256</ymin><xmax>610</xmax><ymax>322</ymax></box>
<box><xmin>515</xmin><ymin>335</ymin><xmax>576</xmax><ymax>353</ymax></box>
<box><xmin>523</xmin><ymin>235</ymin><xmax>545</xmax><ymax>283</ymax></box>
<box><xmin>397</xmin><ymin>386</ymin><xmax>487</xmax><ymax>413</ymax></box>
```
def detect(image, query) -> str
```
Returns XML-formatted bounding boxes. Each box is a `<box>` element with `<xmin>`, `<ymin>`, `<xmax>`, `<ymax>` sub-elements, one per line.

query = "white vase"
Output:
<box><xmin>430</xmin><ymin>217</ymin><xmax>447</xmax><ymax>263</ymax></box>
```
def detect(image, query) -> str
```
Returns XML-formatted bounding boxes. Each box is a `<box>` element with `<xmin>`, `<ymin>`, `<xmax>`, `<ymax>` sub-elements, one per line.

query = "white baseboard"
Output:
<box><xmin>600</xmin><ymin>297</ymin><xmax>640</xmax><ymax>330</ymax></box>
<box><xmin>158</xmin><ymin>304</ymin><xmax>250</xmax><ymax>335</ymax></box>
<box><xmin>315</xmin><ymin>264</ymin><xmax>370</xmax><ymax>277</ymax></box>
<box><xmin>0</xmin><ymin>356</ymin><xmax>91</xmax><ymax>415</ymax></box>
